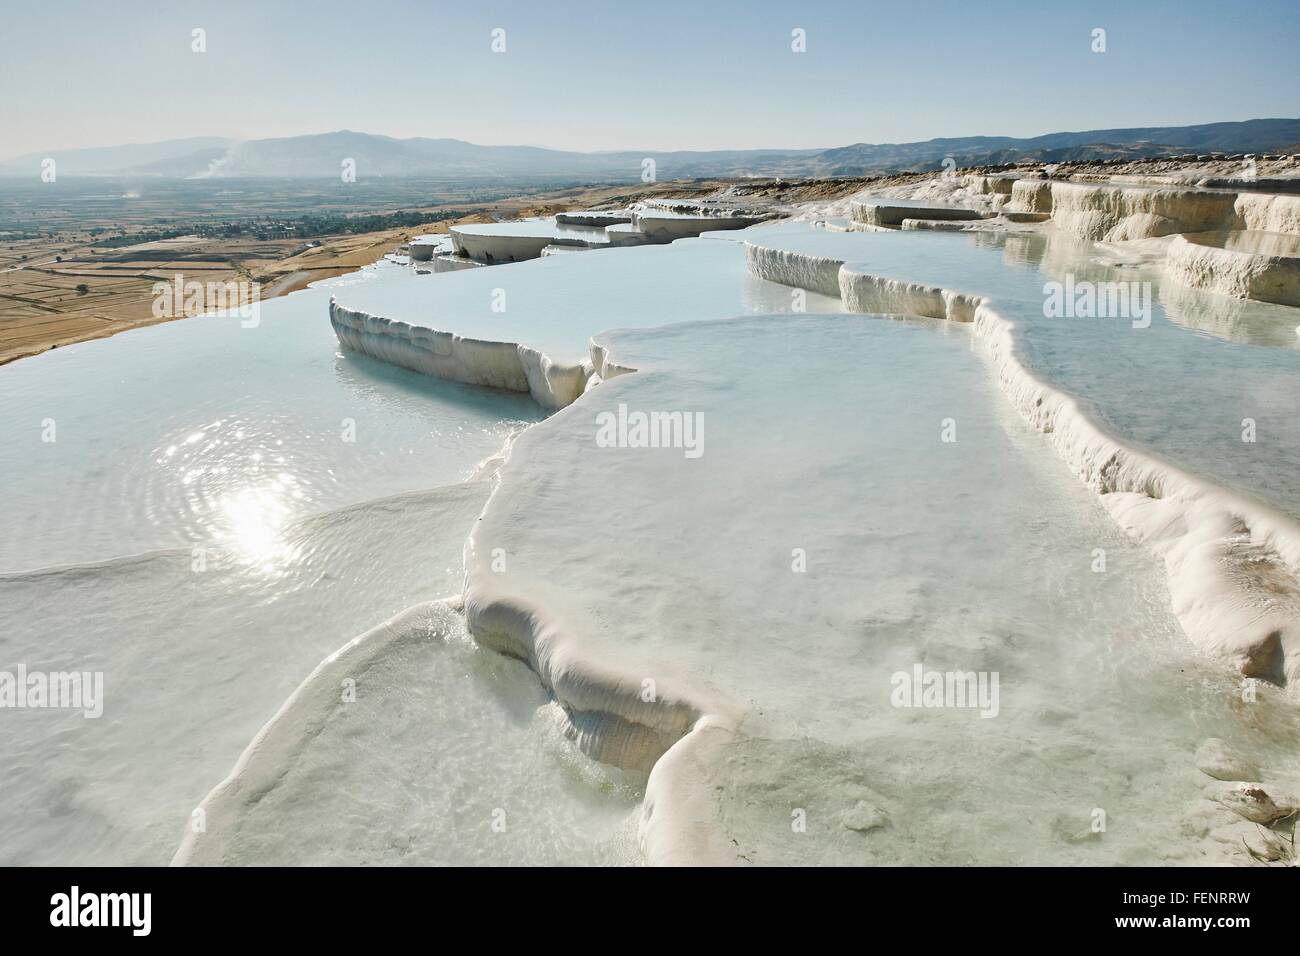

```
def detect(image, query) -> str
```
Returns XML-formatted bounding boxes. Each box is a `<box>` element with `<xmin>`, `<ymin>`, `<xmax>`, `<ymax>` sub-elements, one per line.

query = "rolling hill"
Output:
<box><xmin>2</xmin><ymin>119</ymin><xmax>1297</xmax><ymax>181</ymax></box>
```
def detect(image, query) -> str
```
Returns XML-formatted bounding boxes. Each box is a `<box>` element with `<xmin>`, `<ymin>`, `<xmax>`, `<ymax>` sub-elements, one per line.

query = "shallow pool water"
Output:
<box><xmin>469</xmin><ymin>313</ymin><xmax>1300</xmax><ymax>864</ymax></box>
<box><xmin>5</xmin><ymin>215</ymin><xmax>1297</xmax><ymax>868</ymax></box>
<box><xmin>332</xmin><ymin>235</ymin><xmax>843</xmax><ymax>364</ymax></box>
<box><xmin>0</xmin><ymin>481</ymin><xmax>488</xmax><ymax>865</ymax></box>
<box><xmin>0</xmin><ymin>263</ymin><xmax>600</xmax><ymax>867</ymax></box>
<box><xmin>0</xmin><ymin>263</ymin><xmax>542</xmax><ymax>571</ymax></box>
<box><xmin>0</xmin><ymin>241</ymin><xmax>840</xmax><ymax>866</ymax></box>
<box><xmin>453</xmin><ymin>218</ymin><xmax>612</xmax><ymax>244</ymax></box>
<box><xmin>740</xmin><ymin>223</ymin><xmax>1300</xmax><ymax>517</ymax></box>
<box><xmin>183</xmin><ymin>603</ymin><xmax>641</xmax><ymax>866</ymax></box>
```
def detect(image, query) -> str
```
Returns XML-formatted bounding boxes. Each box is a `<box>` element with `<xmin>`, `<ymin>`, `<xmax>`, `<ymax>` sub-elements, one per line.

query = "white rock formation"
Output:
<box><xmin>456</xmin><ymin>311</ymin><xmax>1269</xmax><ymax>865</ymax></box>
<box><xmin>330</xmin><ymin>298</ymin><xmax>590</xmax><ymax>409</ymax></box>
<box><xmin>998</xmin><ymin>177</ymin><xmax>1300</xmax><ymax>249</ymax></box>
<box><xmin>851</xmin><ymin>198</ymin><xmax>987</xmax><ymax>228</ymax></box>
<box><xmin>555</xmin><ymin>210</ymin><xmax>634</xmax><ymax>226</ymax></box>
<box><xmin>1009</xmin><ymin>179</ymin><xmax>1053</xmax><ymax>214</ymax></box>
<box><xmin>742</xmin><ymin>230</ymin><xmax>1300</xmax><ymax>689</ymax></box>
<box><xmin>1165</xmin><ymin>233</ymin><xmax>1300</xmax><ymax>306</ymax></box>
<box><xmin>1046</xmin><ymin>181</ymin><xmax>1239</xmax><ymax>241</ymax></box>
<box><xmin>450</xmin><ymin>225</ymin><xmax>561</xmax><ymax>264</ymax></box>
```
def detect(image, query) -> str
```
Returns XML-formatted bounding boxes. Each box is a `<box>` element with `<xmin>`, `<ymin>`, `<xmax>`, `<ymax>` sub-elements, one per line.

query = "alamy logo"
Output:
<box><xmin>0</xmin><ymin>666</ymin><xmax>103</xmax><ymax>718</ymax></box>
<box><xmin>50</xmin><ymin>886</ymin><xmax>151</xmax><ymax>936</ymax></box>
<box><xmin>595</xmin><ymin>403</ymin><xmax>704</xmax><ymax>459</ymax></box>
<box><xmin>1042</xmin><ymin>275</ymin><xmax>1151</xmax><ymax>328</ymax></box>
<box><xmin>890</xmin><ymin>664</ymin><xmax>999</xmax><ymax>718</ymax></box>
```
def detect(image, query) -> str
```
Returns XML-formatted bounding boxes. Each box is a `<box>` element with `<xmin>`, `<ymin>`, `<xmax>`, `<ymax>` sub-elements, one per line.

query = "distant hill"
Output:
<box><xmin>0</xmin><ymin>137</ymin><xmax>236</xmax><ymax>178</ymax></box>
<box><xmin>801</xmin><ymin>119</ymin><xmax>1300</xmax><ymax>176</ymax></box>
<box><xmin>2</xmin><ymin>120</ymin><xmax>1297</xmax><ymax>181</ymax></box>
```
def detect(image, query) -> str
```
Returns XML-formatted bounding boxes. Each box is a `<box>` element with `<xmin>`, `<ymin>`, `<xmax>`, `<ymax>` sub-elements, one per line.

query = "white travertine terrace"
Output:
<box><xmin>1009</xmin><ymin>178</ymin><xmax>1054</xmax><ymax>214</ymax></box>
<box><xmin>174</xmin><ymin>596</ymin><xmax>641</xmax><ymax>866</ymax></box>
<box><xmin>407</xmin><ymin>234</ymin><xmax>452</xmax><ymax>261</ymax></box>
<box><xmin>428</xmin><ymin>253</ymin><xmax>486</xmax><ymax>273</ymax></box>
<box><xmin>458</xmin><ymin>306</ymin><xmax>1299</xmax><ymax>865</ymax></box>
<box><xmin>961</xmin><ymin>175</ymin><xmax>1300</xmax><ymax>304</ymax></box>
<box><xmin>329</xmin><ymin>235</ymin><xmax>835</xmax><ymax>409</ymax></box>
<box><xmin>1166</xmin><ymin>232</ymin><xmax>1300</xmax><ymax>306</ymax></box>
<box><xmin>636</xmin><ymin>197</ymin><xmax>767</xmax><ymax>216</ymax></box>
<box><xmin>555</xmin><ymin>210</ymin><xmax>634</xmax><ymax>226</ymax></box>
<box><xmin>851</xmin><ymin>197</ymin><xmax>989</xmax><ymax>228</ymax></box>
<box><xmin>629</xmin><ymin>210</ymin><xmax>760</xmax><ymax>242</ymax></box>
<box><xmin>448</xmin><ymin>231</ymin><xmax>552</xmax><ymax>263</ymax></box>
<box><xmin>311</xmin><ymin>192</ymin><xmax>1300</xmax><ymax>865</ymax></box>
<box><xmin>974</xmin><ymin>174</ymin><xmax>1018</xmax><ymax>196</ymax></box>
<box><xmin>446</xmin><ymin>203</ymin><xmax>770</xmax><ymax>265</ymax></box>
<box><xmin>344</xmin><ymin>216</ymin><xmax>1300</xmax><ymax>687</ymax></box>
<box><xmin>743</xmin><ymin>229</ymin><xmax>1300</xmax><ymax>690</ymax></box>
<box><xmin>1044</xmin><ymin>182</ymin><xmax>1241</xmax><ymax>241</ymax></box>
<box><xmin>449</xmin><ymin>223</ymin><xmax>575</xmax><ymax>264</ymax></box>
<box><xmin>996</xmin><ymin>176</ymin><xmax>1300</xmax><ymax>239</ymax></box>
<box><xmin>330</xmin><ymin>300</ymin><xmax>591</xmax><ymax>409</ymax></box>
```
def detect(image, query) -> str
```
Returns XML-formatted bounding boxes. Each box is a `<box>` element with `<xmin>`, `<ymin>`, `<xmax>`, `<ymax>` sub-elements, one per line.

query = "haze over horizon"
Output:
<box><xmin>2</xmin><ymin>0</ymin><xmax>1298</xmax><ymax>159</ymax></box>
<box><xmin>5</xmin><ymin>118</ymin><xmax>1300</xmax><ymax>166</ymax></box>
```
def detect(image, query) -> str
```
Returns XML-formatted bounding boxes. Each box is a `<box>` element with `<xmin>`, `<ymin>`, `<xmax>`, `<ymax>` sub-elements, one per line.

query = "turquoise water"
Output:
<box><xmin>0</xmin><ymin>263</ymin><xmax>557</xmax><ymax>865</ymax></box>
<box><xmin>3</xmin><ymin>220</ymin><xmax>1297</xmax><ymax>867</ymax></box>
<box><xmin>182</xmin><ymin>603</ymin><xmax>641</xmax><ymax>866</ymax></box>
<box><xmin>0</xmin><ymin>263</ymin><xmax>542</xmax><ymax>571</ymax></box>
<box><xmin>0</xmin><ymin>242</ymin><xmax>835</xmax><ymax>866</ymax></box>
<box><xmin>470</xmin><ymin>312</ymin><xmax>1300</xmax><ymax>864</ymax></box>
<box><xmin>453</xmin><ymin>218</ymin><xmax>612</xmax><ymax>243</ymax></box>
<box><xmin>741</xmin><ymin>223</ymin><xmax>1300</xmax><ymax>517</ymax></box>
<box><xmin>0</xmin><ymin>482</ymin><xmax>489</xmax><ymax>865</ymax></box>
<box><xmin>333</xmin><ymin>236</ymin><xmax>843</xmax><ymax>364</ymax></box>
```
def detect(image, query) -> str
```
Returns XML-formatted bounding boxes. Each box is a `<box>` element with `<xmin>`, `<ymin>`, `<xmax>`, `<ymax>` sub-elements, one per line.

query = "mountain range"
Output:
<box><xmin>3</xmin><ymin>119</ymin><xmax>1297</xmax><ymax>181</ymax></box>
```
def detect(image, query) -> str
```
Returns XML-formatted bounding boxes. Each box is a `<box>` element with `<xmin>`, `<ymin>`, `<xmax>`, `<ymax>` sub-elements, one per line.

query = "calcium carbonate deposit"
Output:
<box><xmin>6</xmin><ymin>176</ymin><xmax>1300</xmax><ymax>867</ymax></box>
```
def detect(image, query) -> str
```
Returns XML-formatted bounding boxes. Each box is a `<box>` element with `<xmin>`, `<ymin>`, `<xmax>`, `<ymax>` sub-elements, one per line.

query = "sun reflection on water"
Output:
<box><xmin>217</xmin><ymin>480</ymin><xmax>299</xmax><ymax>572</ymax></box>
<box><xmin>153</xmin><ymin>417</ymin><xmax>311</xmax><ymax>575</ymax></box>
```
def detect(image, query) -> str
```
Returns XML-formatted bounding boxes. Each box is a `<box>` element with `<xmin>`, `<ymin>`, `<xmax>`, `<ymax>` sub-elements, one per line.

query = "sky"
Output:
<box><xmin>1</xmin><ymin>0</ymin><xmax>1297</xmax><ymax>158</ymax></box>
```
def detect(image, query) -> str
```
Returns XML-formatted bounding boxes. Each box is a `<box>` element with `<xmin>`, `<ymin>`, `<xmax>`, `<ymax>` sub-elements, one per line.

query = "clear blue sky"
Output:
<box><xmin>1</xmin><ymin>0</ymin><xmax>1296</xmax><ymax>157</ymax></box>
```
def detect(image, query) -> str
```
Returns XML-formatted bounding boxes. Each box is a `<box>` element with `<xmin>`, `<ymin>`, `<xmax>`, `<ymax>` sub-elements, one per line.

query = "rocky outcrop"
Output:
<box><xmin>743</xmin><ymin>233</ymin><xmax>1300</xmax><ymax>690</ymax></box>
<box><xmin>850</xmin><ymin>198</ymin><xmax>987</xmax><ymax>228</ymax></box>
<box><xmin>329</xmin><ymin>298</ymin><xmax>589</xmax><ymax>410</ymax></box>
<box><xmin>1165</xmin><ymin>233</ymin><xmax>1300</xmax><ymax>306</ymax></box>
<box><xmin>1046</xmin><ymin>181</ymin><xmax>1239</xmax><ymax>241</ymax></box>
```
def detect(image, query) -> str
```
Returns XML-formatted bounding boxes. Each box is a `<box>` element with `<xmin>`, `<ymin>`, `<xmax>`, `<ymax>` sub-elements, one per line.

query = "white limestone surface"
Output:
<box><xmin>461</xmin><ymin>312</ymin><xmax>1300</xmax><ymax>864</ymax></box>
<box><xmin>741</xmin><ymin>224</ymin><xmax>1300</xmax><ymax>688</ymax></box>
<box><xmin>0</xmin><ymin>482</ymin><xmax>491</xmax><ymax>865</ymax></box>
<box><xmin>1165</xmin><ymin>231</ymin><xmax>1300</xmax><ymax>306</ymax></box>
<box><xmin>0</xmin><ymin>261</ymin><xmax>542</xmax><ymax>572</ymax></box>
<box><xmin>330</xmin><ymin>235</ymin><xmax>842</xmax><ymax>409</ymax></box>
<box><xmin>450</xmin><ymin>219</ymin><xmax>614</xmax><ymax>262</ymax></box>
<box><xmin>1234</xmin><ymin>192</ymin><xmax>1300</xmax><ymax>235</ymax></box>
<box><xmin>408</xmin><ymin>235</ymin><xmax>452</xmax><ymax>261</ymax></box>
<box><xmin>850</xmin><ymin>197</ymin><xmax>987</xmax><ymax>228</ymax></box>
<box><xmin>427</xmin><ymin>253</ymin><xmax>485</xmax><ymax>273</ymax></box>
<box><xmin>632</xmin><ymin>215</ymin><xmax>756</xmax><ymax>242</ymax></box>
<box><xmin>173</xmin><ymin>601</ymin><xmax>641</xmax><ymax>866</ymax></box>
<box><xmin>1010</xmin><ymin>179</ymin><xmax>1054</xmax><ymax>214</ymax></box>
<box><xmin>555</xmin><ymin>210</ymin><xmax>633</xmax><ymax>227</ymax></box>
<box><xmin>740</xmin><ymin>224</ymin><xmax>1300</xmax><ymax>512</ymax></box>
<box><xmin>1018</xmin><ymin>181</ymin><xmax>1300</xmax><ymax>242</ymax></box>
<box><xmin>1046</xmin><ymin>182</ymin><xmax>1240</xmax><ymax>241</ymax></box>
